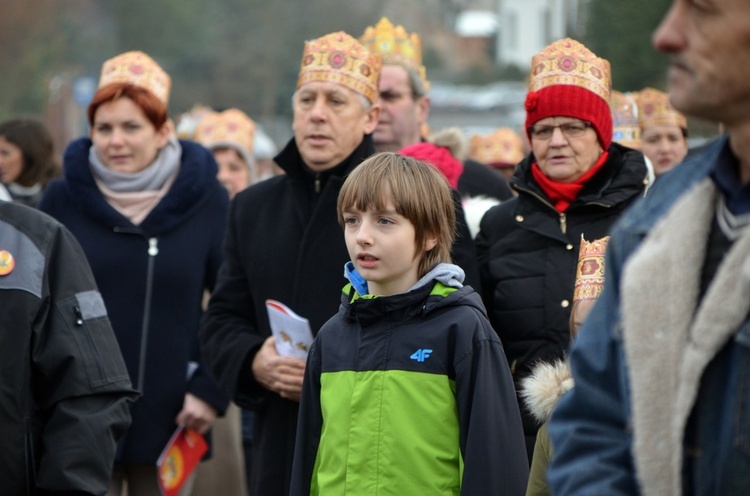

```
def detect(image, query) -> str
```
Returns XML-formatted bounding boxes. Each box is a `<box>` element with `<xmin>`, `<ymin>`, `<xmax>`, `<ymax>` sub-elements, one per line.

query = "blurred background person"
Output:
<box><xmin>610</xmin><ymin>90</ymin><xmax>642</xmax><ymax>151</ymax></box>
<box><xmin>637</xmin><ymin>87</ymin><xmax>689</xmax><ymax>177</ymax></box>
<box><xmin>0</xmin><ymin>118</ymin><xmax>60</xmax><ymax>207</ymax></box>
<box><xmin>399</xmin><ymin>126</ymin><xmax>483</xmax><ymax>291</ymax></box>
<box><xmin>39</xmin><ymin>50</ymin><xmax>229</xmax><ymax>496</ymax></box>
<box><xmin>195</xmin><ymin>108</ymin><xmax>258</xmax><ymax>199</ymax></box>
<box><xmin>360</xmin><ymin>17</ymin><xmax>513</xmax><ymax>203</ymax></box>
<box><xmin>463</xmin><ymin>127</ymin><xmax>526</xmax><ymax>239</ymax></box>
<box><xmin>469</xmin><ymin>126</ymin><xmax>525</xmax><ymax>187</ymax></box>
<box><xmin>611</xmin><ymin>90</ymin><xmax>654</xmax><ymax>188</ymax></box>
<box><xmin>253</xmin><ymin>125</ymin><xmax>282</xmax><ymax>181</ymax></box>
<box><xmin>475</xmin><ymin>38</ymin><xmax>647</xmax><ymax>463</ymax></box>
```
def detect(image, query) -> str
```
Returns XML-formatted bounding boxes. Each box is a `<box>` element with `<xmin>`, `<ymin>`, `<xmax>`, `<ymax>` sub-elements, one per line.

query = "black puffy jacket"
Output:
<box><xmin>475</xmin><ymin>143</ymin><xmax>647</xmax><ymax>441</ymax></box>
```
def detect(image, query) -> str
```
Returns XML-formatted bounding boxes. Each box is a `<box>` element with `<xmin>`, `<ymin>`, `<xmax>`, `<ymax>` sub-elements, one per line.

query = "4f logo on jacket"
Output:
<box><xmin>410</xmin><ymin>349</ymin><xmax>432</xmax><ymax>362</ymax></box>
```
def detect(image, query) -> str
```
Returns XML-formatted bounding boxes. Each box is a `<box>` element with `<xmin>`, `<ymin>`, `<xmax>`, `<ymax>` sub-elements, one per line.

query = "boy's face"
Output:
<box><xmin>343</xmin><ymin>197</ymin><xmax>437</xmax><ymax>296</ymax></box>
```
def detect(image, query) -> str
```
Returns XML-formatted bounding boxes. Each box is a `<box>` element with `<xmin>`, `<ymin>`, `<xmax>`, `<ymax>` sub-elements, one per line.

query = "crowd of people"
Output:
<box><xmin>1</xmin><ymin>0</ymin><xmax>749</xmax><ymax>494</ymax></box>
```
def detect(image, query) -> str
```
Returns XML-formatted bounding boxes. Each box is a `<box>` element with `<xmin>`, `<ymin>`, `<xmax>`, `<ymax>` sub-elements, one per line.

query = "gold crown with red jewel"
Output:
<box><xmin>611</xmin><ymin>90</ymin><xmax>641</xmax><ymax>150</ymax></box>
<box><xmin>98</xmin><ymin>51</ymin><xmax>171</xmax><ymax>105</ymax></box>
<box><xmin>573</xmin><ymin>235</ymin><xmax>610</xmax><ymax>302</ymax></box>
<box><xmin>469</xmin><ymin>127</ymin><xmax>524</xmax><ymax>167</ymax></box>
<box><xmin>297</xmin><ymin>31</ymin><xmax>382</xmax><ymax>104</ymax></box>
<box><xmin>194</xmin><ymin>109</ymin><xmax>256</xmax><ymax>164</ymax></box>
<box><xmin>360</xmin><ymin>17</ymin><xmax>429</xmax><ymax>92</ymax></box>
<box><xmin>637</xmin><ymin>87</ymin><xmax>688</xmax><ymax>130</ymax></box>
<box><xmin>528</xmin><ymin>38</ymin><xmax>611</xmax><ymax>102</ymax></box>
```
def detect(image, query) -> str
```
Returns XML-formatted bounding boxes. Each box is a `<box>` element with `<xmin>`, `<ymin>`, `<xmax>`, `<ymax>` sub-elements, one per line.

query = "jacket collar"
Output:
<box><xmin>621</xmin><ymin>174</ymin><xmax>750</xmax><ymax>494</ymax></box>
<box><xmin>274</xmin><ymin>133</ymin><xmax>376</xmax><ymax>180</ymax></box>
<box><xmin>510</xmin><ymin>142</ymin><xmax>648</xmax><ymax>210</ymax></box>
<box><xmin>60</xmin><ymin>137</ymin><xmax>223</xmax><ymax>235</ymax></box>
<box><xmin>339</xmin><ymin>280</ymin><xmax>481</xmax><ymax>327</ymax></box>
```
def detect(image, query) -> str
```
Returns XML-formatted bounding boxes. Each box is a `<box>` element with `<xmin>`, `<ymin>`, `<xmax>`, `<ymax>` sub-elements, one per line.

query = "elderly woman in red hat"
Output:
<box><xmin>475</xmin><ymin>38</ymin><xmax>648</xmax><ymax>463</ymax></box>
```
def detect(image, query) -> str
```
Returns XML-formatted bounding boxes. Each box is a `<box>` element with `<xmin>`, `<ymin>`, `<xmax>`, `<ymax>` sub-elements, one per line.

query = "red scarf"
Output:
<box><xmin>531</xmin><ymin>151</ymin><xmax>609</xmax><ymax>212</ymax></box>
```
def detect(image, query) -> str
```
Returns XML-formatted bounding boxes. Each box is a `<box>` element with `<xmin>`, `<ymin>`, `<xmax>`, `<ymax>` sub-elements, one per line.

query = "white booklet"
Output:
<box><xmin>265</xmin><ymin>299</ymin><xmax>314</xmax><ymax>360</ymax></box>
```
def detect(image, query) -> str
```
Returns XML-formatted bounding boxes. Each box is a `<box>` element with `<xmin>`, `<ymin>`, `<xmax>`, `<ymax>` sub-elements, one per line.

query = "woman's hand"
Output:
<box><xmin>175</xmin><ymin>393</ymin><xmax>218</xmax><ymax>434</ymax></box>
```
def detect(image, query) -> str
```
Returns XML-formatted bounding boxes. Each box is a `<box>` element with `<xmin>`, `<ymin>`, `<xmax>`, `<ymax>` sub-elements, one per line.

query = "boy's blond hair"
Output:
<box><xmin>338</xmin><ymin>152</ymin><xmax>456</xmax><ymax>278</ymax></box>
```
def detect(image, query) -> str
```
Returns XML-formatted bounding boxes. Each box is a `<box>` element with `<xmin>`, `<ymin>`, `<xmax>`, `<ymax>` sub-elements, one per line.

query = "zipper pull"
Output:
<box><xmin>148</xmin><ymin>238</ymin><xmax>159</xmax><ymax>256</ymax></box>
<box><xmin>559</xmin><ymin>213</ymin><xmax>567</xmax><ymax>234</ymax></box>
<box><xmin>314</xmin><ymin>173</ymin><xmax>321</xmax><ymax>193</ymax></box>
<box><xmin>73</xmin><ymin>306</ymin><xmax>84</xmax><ymax>326</ymax></box>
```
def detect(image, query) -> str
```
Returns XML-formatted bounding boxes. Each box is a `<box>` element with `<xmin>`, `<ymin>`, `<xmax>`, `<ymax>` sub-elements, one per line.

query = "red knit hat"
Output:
<box><xmin>525</xmin><ymin>38</ymin><xmax>612</xmax><ymax>150</ymax></box>
<box><xmin>399</xmin><ymin>142</ymin><xmax>463</xmax><ymax>189</ymax></box>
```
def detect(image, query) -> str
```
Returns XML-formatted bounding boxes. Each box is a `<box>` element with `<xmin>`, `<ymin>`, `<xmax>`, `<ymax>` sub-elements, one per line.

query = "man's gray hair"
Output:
<box><xmin>407</xmin><ymin>69</ymin><xmax>428</xmax><ymax>99</ymax></box>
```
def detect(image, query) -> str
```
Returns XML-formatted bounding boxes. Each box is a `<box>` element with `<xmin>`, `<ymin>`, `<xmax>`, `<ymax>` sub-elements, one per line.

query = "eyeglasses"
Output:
<box><xmin>528</xmin><ymin>121</ymin><xmax>593</xmax><ymax>140</ymax></box>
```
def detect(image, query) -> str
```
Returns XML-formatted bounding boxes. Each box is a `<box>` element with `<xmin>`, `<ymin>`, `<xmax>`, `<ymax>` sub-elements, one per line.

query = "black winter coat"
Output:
<box><xmin>39</xmin><ymin>138</ymin><xmax>229</xmax><ymax>464</ymax></box>
<box><xmin>0</xmin><ymin>202</ymin><xmax>136</xmax><ymax>495</ymax></box>
<box><xmin>475</xmin><ymin>143</ymin><xmax>647</xmax><ymax>443</ymax></box>
<box><xmin>201</xmin><ymin>136</ymin><xmax>376</xmax><ymax>496</ymax></box>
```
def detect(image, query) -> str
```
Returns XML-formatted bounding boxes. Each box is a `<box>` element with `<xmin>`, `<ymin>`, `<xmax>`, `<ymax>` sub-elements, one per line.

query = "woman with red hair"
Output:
<box><xmin>39</xmin><ymin>51</ymin><xmax>229</xmax><ymax>495</ymax></box>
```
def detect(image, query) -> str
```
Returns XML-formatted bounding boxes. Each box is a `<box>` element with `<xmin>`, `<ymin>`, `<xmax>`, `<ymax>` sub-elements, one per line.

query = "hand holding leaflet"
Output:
<box><xmin>266</xmin><ymin>299</ymin><xmax>314</xmax><ymax>359</ymax></box>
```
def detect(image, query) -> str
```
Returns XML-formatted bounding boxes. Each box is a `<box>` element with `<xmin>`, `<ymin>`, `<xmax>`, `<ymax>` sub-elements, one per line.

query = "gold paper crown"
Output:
<box><xmin>360</xmin><ymin>17</ymin><xmax>430</xmax><ymax>91</ymax></box>
<box><xmin>611</xmin><ymin>91</ymin><xmax>641</xmax><ymax>150</ymax></box>
<box><xmin>297</xmin><ymin>31</ymin><xmax>382</xmax><ymax>104</ymax></box>
<box><xmin>469</xmin><ymin>127</ymin><xmax>524</xmax><ymax>167</ymax></box>
<box><xmin>194</xmin><ymin>109</ymin><xmax>256</xmax><ymax>161</ymax></box>
<box><xmin>573</xmin><ymin>235</ymin><xmax>610</xmax><ymax>302</ymax></box>
<box><xmin>637</xmin><ymin>87</ymin><xmax>688</xmax><ymax>130</ymax></box>
<box><xmin>99</xmin><ymin>51</ymin><xmax>171</xmax><ymax>105</ymax></box>
<box><xmin>529</xmin><ymin>38</ymin><xmax>611</xmax><ymax>102</ymax></box>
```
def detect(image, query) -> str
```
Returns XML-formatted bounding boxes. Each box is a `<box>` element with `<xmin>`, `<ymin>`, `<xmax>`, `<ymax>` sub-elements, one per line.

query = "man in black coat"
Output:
<box><xmin>200</xmin><ymin>31</ymin><xmax>382</xmax><ymax>496</ymax></box>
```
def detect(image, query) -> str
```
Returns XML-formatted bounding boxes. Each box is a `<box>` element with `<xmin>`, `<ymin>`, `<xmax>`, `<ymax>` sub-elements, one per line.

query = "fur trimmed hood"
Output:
<box><xmin>520</xmin><ymin>358</ymin><xmax>573</xmax><ymax>424</ymax></box>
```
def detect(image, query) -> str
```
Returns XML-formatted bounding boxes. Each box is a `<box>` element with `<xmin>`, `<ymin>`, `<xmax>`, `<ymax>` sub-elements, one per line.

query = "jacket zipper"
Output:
<box><xmin>514</xmin><ymin>185</ymin><xmax>613</xmax><ymax>235</ymax></box>
<box><xmin>113</xmin><ymin>228</ymin><xmax>158</xmax><ymax>393</ymax></box>
<box><xmin>513</xmin><ymin>185</ymin><xmax>569</xmax><ymax>234</ymax></box>
<box><xmin>137</xmin><ymin>237</ymin><xmax>159</xmax><ymax>393</ymax></box>
<box><xmin>314</xmin><ymin>173</ymin><xmax>321</xmax><ymax>193</ymax></box>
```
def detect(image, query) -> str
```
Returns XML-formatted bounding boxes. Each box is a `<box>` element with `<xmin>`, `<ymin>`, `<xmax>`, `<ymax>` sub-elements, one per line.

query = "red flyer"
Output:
<box><xmin>156</xmin><ymin>426</ymin><xmax>207</xmax><ymax>496</ymax></box>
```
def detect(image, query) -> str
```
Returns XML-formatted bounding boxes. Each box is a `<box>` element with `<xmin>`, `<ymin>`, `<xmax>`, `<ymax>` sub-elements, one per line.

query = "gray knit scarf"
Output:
<box><xmin>88</xmin><ymin>136</ymin><xmax>182</xmax><ymax>192</ymax></box>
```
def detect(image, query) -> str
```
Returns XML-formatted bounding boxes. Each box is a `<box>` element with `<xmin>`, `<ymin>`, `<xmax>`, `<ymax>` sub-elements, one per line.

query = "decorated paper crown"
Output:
<box><xmin>297</xmin><ymin>31</ymin><xmax>382</xmax><ymax>104</ymax></box>
<box><xmin>525</xmin><ymin>39</ymin><xmax>613</xmax><ymax>149</ymax></box>
<box><xmin>99</xmin><ymin>51</ymin><xmax>171</xmax><ymax>105</ymax></box>
<box><xmin>360</xmin><ymin>17</ymin><xmax>430</xmax><ymax>92</ymax></box>
<box><xmin>637</xmin><ymin>87</ymin><xmax>688</xmax><ymax>130</ymax></box>
<box><xmin>611</xmin><ymin>91</ymin><xmax>641</xmax><ymax>150</ymax></box>
<box><xmin>469</xmin><ymin>127</ymin><xmax>524</xmax><ymax>168</ymax></box>
<box><xmin>194</xmin><ymin>109</ymin><xmax>256</xmax><ymax>168</ymax></box>
<box><xmin>573</xmin><ymin>235</ymin><xmax>610</xmax><ymax>302</ymax></box>
<box><xmin>528</xmin><ymin>38</ymin><xmax>611</xmax><ymax>102</ymax></box>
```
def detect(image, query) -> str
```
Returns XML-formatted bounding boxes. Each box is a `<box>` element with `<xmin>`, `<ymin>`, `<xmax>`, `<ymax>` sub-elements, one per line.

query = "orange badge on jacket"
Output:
<box><xmin>0</xmin><ymin>250</ymin><xmax>14</xmax><ymax>275</ymax></box>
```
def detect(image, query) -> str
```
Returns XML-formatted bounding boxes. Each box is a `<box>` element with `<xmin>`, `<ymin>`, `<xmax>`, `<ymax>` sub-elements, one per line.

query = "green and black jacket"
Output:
<box><xmin>291</xmin><ymin>274</ymin><xmax>529</xmax><ymax>496</ymax></box>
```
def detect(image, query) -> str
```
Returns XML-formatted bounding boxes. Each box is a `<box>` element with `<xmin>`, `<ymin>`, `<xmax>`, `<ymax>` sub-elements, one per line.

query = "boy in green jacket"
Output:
<box><xmin>291</xmin><ymin>152</ymin><xmax>528</xmax><ymax>495</ymax></box>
